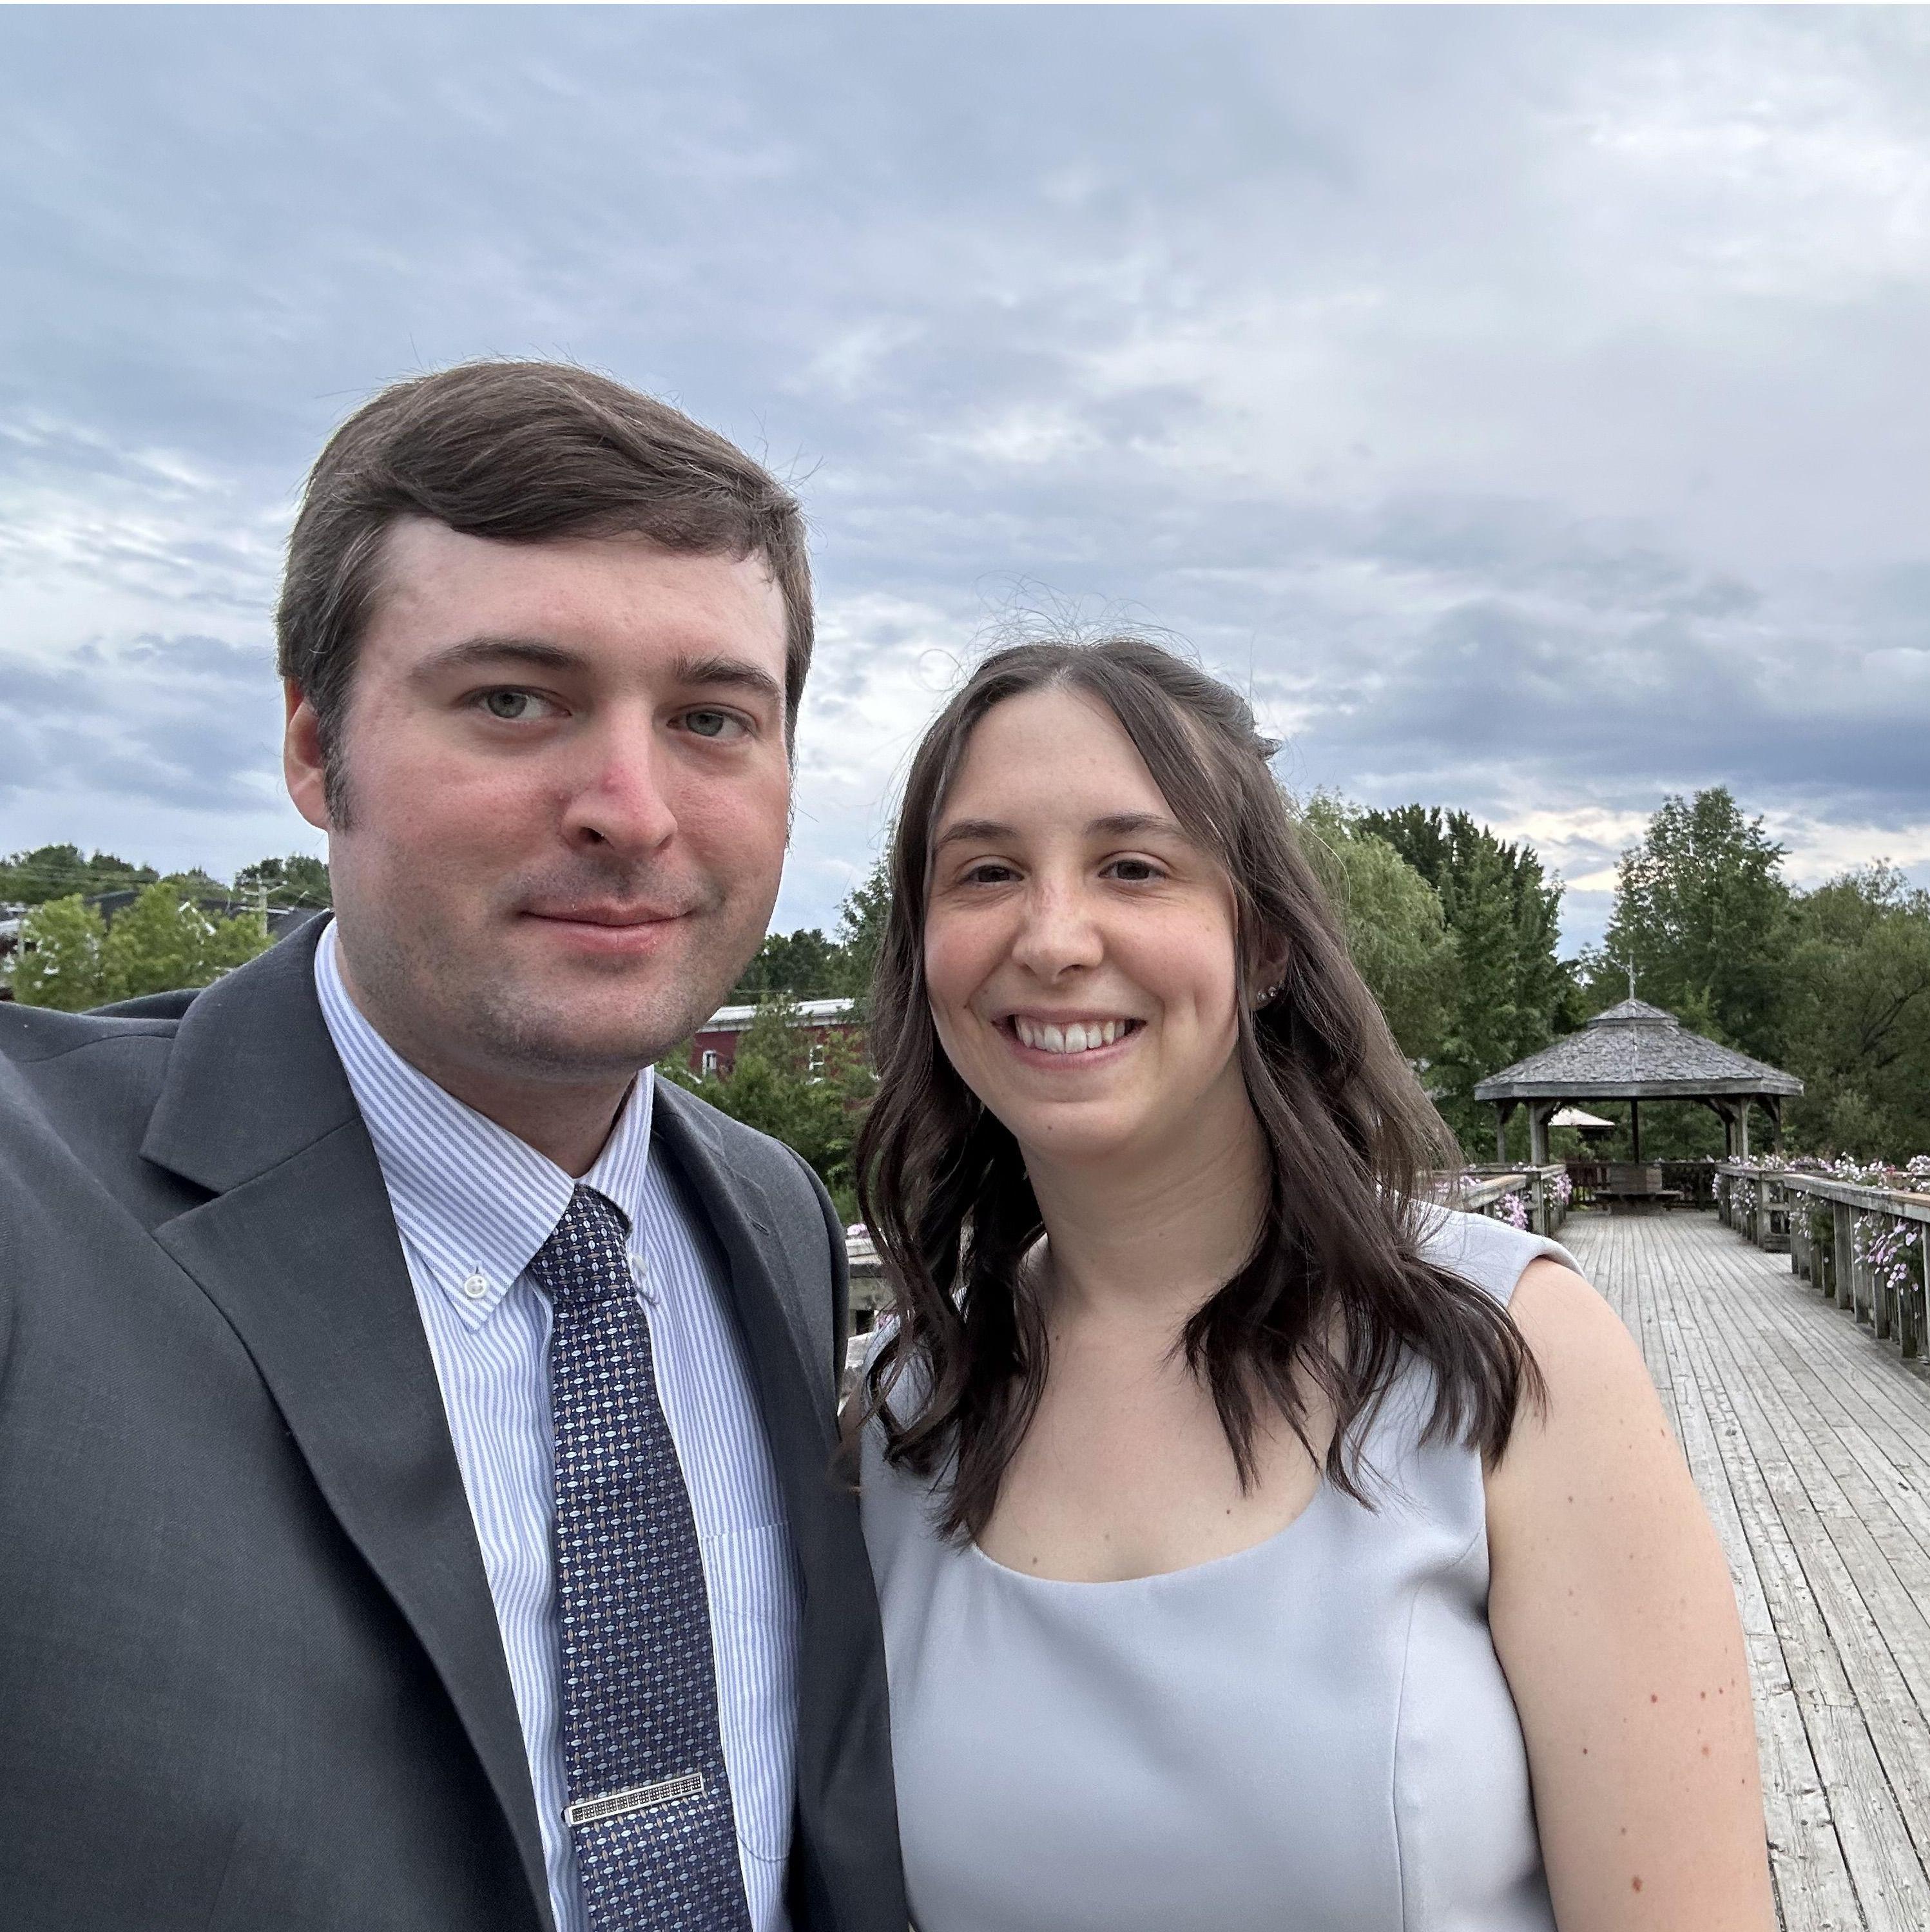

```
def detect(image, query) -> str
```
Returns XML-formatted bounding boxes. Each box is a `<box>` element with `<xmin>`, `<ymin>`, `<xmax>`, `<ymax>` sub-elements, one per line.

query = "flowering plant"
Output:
<box><xmin>1549</xmin><ymin>1170</ymin><xmax>1574</xmax><ymax>1208</ymax></box>
<box><xmin>1854</xmin><ymin>1215</ymin><xmax>1924</xmax><ymax>1301</ymax></box>
<box><xmin>1496</xmin><ymin>1192</ymin><xmax>1530</xmax><ymax>1232</ymax></box>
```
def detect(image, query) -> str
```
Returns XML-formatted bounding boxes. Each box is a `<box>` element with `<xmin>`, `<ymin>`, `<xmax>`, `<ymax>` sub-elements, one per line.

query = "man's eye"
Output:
<box><xmin>681</xmin><ymin>709</ymin><xmax>742</xmax><ymax>740</ymax></box>
<box><xmin>480</xmin><ymin>690</ymin><xmax>547</xmax><ymax>722</ymax></box>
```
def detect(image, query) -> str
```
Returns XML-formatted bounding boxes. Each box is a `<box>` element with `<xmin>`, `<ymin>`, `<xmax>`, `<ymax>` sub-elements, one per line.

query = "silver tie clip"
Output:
<box><xmin>564</xmin><ymin>1771</ymin><xmax>707</xmax><ymax>1830</ymax></box>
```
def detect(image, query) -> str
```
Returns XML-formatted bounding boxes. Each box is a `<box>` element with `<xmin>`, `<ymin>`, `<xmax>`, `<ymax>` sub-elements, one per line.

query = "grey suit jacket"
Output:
<box><xmin>0</xmin><ymin>920</ymin><xmax>904</xmax><ymax>1932</ymax></box>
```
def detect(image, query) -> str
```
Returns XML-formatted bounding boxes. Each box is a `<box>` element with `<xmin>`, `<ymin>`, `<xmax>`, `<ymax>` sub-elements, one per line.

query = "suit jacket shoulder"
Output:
<box><xmin>651</xmin><ymin>1076</ymin><xmax>847</xmax><ymax>1387</ymax></box>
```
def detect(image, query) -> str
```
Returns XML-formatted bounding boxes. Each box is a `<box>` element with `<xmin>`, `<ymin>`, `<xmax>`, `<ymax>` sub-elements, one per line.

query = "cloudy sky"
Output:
<box><xmin>5</xmin><ymin>5</ymin><xmax>1927</xmax><ymax>951</ymax></box>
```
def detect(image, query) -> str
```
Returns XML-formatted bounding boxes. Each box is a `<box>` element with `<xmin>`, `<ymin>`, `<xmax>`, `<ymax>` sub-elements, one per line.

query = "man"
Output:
<box><xmin>0</xmin><ymin>362</ymin><xmax>905</xmax><ymax>1932</ymax></box>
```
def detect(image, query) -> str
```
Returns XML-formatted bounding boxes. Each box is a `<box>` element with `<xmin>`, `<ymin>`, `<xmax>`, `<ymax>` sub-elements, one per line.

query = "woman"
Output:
<box><xmin>850</xmin><ymin>637</ymin><xmax>1772</xmax><ymax>1931</ymax></box>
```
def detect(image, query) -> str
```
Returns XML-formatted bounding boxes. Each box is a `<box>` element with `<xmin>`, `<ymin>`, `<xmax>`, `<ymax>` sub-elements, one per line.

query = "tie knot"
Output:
<box><xmin>526</xmin><ymin>1186</ymin><xmax>634</xmax><ymax>1308</ymax></box>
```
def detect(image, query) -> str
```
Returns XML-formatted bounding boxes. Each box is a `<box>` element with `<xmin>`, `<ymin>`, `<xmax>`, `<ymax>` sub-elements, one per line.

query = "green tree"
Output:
<box><xmin>1359</xmin><ymin>805</ymin><xmax>1571</xmax><ymax>1155</ymax></box>
<box><xmin>830</xmin><ymin>857</ymin><xmax>892</xmax><ymax>1003</ymax></box>
<box><xmin>733</xmin><ymin>927</ymin><xmax>842</xmax><ymax>1000</ymax></box>
<box><xmin>1297</xmin><ymin>795</ymin><xmax>1457</xmax><ymax>1064</ymax></box>
<box><xmin>8</xmin><ymin>895</ymin><xmax>108</xmax><ymax>1009</ymax></box>
<box><xmin>1780</xmin><ymin>866</ymin><xmax>1930</xmax><ymax>1157</ymax></box>
<box><xmin>0</xmin><ymin>844</ymin><xmax>157</xmax><ymax>906</ymax></box>
<box><xmin>1582</xmin><ymin>789</ymin><xmax>1791</xmax><ymax>1061</ymax></box>
<box><xmin>235</xmin><ymin>854</ymin><xmax>333</xmax><ymax>909</ymax></box>
<box><xmin>661</xmin><ymin>996</ymin><xmax>876</xmax><ymax>1219</ymax></box>
<box><xmin>94</xmin><ymin>882</ymin><xmax>272</xmax><ymax>1005</ymax></box>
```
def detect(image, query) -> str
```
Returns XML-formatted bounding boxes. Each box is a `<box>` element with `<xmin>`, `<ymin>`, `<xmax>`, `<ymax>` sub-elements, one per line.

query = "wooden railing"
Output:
<box><xmin>1442</xmin><ymin>1165</ymin><xmax>1572</xmax><ymax>1240</ymax></box>
<box><xmin>1716</xmin><ymin>1162</ymin><xmax>1930</xmax><ymax>1362</ymax></box>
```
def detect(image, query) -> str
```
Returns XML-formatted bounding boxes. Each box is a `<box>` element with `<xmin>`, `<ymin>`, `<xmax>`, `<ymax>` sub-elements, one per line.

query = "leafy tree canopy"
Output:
<box><xmin>1580</xmin><ymin>787</ymin><xmax>1791</xmax><ymax>1063</ymax></box>
<box><xmin>234</xmin><ymin>854</ymin><xmax>333</xmax><ymax>908</ymax></box>
<box><xmin>1356</xmin><ymin>804</ymin><xmax>1572</xmax><ymax>1157</ymax></box>
<box><xmin>660</xmin><ymin>995</ymin><xmax>876</xmax><ymax>1221</ymax></box>
<box><xmin>8</xmin><ymin>882</ymin><xmax>273</xmax><ymax>1010</ymax></box>
<box><xmin>1295</xmin><ymin>794</ymin><xmax>1456</xmax><ymax>1067</ymax></box>
<box><xmin>1780</xmin><ymin>865</ymin><xmax>1930</xmax><ymax>1158</ymax></box>
<box><xmin>0</xmin><ymin>844</ymin><xmax>158</xmax><ymax>906</ymax></box>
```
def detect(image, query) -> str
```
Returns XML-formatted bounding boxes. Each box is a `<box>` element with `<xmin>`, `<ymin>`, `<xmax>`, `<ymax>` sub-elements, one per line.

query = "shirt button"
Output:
<box><xmin>461</xmin><ymin>1271</ymin><xmax>490</xmax><ymax>1300</ymax></box>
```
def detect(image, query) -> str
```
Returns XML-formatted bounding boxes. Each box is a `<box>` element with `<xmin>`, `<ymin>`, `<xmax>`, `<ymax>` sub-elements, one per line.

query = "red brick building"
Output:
<box><xmin>686</xmin><ymin>996</ymin><xmax>861</xmax><ymax>1077</ymax></box>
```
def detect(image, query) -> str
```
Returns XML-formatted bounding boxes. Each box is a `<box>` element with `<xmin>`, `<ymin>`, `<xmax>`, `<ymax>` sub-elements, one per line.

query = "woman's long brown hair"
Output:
<box><xmin>853</xmin><ymin>636</ymin><xmax>1541</xmax><ymax>1541</ymax></box>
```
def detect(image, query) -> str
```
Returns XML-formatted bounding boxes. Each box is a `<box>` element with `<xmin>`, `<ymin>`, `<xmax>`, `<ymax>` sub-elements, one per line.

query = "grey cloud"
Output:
<box><xmin>0</xmin><ymin>633</ymin><xmax>279</xmax><ymax>813</ymax></box>
<box><xmin>2</xmin><ymin>5</ymin><xmax>1927</xmax><ymax>945</ymax></box>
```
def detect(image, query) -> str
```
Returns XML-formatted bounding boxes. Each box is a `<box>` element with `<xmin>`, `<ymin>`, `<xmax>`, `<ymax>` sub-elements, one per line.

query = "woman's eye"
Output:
<box><xmin>961</xmin><ymin>862</ymin><xmax>1018</xmax><ymax>886</ymax></box>
<box><xmin>479</xmin><ymin>690</ymin><xmax>549</xmax><ymax>722</ymax></box>
<box><xmin>680</xmin><ymin>708</ymin><xmax>742</xmax><ymax>740</ymax></box>
<box><xmin>1106</xmin><ymin>858</ymin><xmax>1162</xmax><ymax>882</ymax></box>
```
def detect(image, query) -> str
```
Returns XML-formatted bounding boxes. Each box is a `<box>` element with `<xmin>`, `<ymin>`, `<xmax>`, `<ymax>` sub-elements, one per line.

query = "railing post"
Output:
<box><xmin>1853</xmin><ymin>1210</ymin><xmax>1874</xmax><ymax>1328</ymax></box>
<box><xmin>1875</xmin><ymin>1213</ymin><xmax>1895</xmax><ymax>1342</ymax></box>
<box><xmin>1913</xmin><ymin>1227</ymin><xmax>1930</xmax><ymax>1361</ymax></box>
<box><xmin>1834</xmin><ymin>1206</ymin><xmax>1855</xmax><ymax>1313</ymax></box>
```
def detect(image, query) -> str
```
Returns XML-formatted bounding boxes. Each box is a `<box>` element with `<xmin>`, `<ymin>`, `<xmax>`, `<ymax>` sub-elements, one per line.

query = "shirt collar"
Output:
<box><xmin>313</xmin><ymin>919</ymin><xmax>657</xmax><ymax>1326</ymax></box>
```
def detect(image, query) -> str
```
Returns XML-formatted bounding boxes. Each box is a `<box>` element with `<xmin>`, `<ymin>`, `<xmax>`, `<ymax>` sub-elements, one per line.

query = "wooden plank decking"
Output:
<box><xmin>1563</xmin><ymin>1210</ymin><xmax>1930</xmax><ymax>1931</ymax></box>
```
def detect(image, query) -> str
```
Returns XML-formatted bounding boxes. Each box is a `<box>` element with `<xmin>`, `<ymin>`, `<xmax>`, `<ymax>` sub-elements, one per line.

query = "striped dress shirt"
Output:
<box><xmin>314</xmin><ymin>923</ymin><xmax>800</xmax><ymax>1932</ymax></box>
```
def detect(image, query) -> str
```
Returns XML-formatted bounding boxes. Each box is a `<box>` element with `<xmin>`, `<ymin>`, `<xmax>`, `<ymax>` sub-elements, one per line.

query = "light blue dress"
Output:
<box><xmin>860</xmin><ymin>1208</ymin><xmax>1571</xmax><ymax>1932</ymax></box>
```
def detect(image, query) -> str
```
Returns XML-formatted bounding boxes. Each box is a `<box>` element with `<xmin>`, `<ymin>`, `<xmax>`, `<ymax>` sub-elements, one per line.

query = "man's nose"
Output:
<box><xmin>1010</xmin><ymin>880</ymin><xmax>1104</xmax><ymax>980</ymax></box>
<box><xmin>559</xmin><ymin>719</ymin><xmax>679</xmax><ymax>855</ymax></box>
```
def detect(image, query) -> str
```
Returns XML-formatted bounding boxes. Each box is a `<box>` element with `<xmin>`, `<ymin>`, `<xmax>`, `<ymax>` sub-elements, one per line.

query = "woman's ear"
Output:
<box><xmin>1250</xmin><ymin>940</ymin><xmax>1289</xmax><ymax>1009</ymax></box>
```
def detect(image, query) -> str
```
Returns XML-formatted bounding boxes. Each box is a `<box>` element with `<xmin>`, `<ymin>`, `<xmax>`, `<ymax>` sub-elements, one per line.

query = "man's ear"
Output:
<box><xmin>283</xmin><ymin>681</ymin><xmax>333</xmax><ymax>832</ymax></box>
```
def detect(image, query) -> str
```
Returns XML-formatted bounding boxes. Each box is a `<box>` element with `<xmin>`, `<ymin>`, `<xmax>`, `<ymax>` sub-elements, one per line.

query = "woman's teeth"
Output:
<box><xmin>1012</xmin><ymin>1017</ymin><xmax>1130</xmax><ymax>1054</ymax></box>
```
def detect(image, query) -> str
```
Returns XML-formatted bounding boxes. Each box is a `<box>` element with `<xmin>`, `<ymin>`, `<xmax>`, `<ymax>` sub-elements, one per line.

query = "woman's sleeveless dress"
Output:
<box><xmin>860</xmin><ymin>1208</ymin><xmax>1573</xmax><ymax>1932</ymax></box>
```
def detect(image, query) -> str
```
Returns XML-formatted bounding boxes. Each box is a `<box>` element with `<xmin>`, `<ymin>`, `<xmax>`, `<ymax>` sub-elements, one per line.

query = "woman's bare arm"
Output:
<box><xmin>1486</xmin><ymin>1258</ymin><xmax>1774</xmax><ymax>1931</ymax></box>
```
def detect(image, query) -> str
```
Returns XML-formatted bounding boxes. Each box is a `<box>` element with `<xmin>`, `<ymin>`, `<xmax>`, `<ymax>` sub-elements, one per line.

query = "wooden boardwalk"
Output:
<box><xmin>1565</xmin><ymin>1210</ymin><xmax>1930</xmax><ymax>1932</ymax></box>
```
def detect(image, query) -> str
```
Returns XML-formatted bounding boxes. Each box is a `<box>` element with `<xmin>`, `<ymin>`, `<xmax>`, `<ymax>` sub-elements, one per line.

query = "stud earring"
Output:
<box><xmin>1256</xmin><ymin>978</ymin><xmax>1284</xmax><ymax>1006</ymax></box>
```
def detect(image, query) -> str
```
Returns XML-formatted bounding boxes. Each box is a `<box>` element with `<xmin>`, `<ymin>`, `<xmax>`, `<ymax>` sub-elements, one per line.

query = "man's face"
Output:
<box><xmin>285</xmin><ymin>517</ymin><xmax>792</xmax><ymax>1092</ymax></box>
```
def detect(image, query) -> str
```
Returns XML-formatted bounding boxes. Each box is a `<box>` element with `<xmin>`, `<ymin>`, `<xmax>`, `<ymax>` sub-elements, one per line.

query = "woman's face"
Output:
<box><xmin>923</xmin><ymin>686</ymin><xmax>1252</xmax><ymax>1174</ymax></box>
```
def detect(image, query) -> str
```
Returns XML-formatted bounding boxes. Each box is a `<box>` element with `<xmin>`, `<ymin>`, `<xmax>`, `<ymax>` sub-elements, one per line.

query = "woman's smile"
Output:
<box><xmin>1001</xmin><ymin>1013</ymin><xmax>1144</xmax><ymax>1061</ymax></box>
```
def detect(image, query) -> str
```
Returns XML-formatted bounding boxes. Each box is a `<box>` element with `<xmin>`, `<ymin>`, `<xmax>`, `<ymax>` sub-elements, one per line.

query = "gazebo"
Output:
<box><xmin>1472</xmin><ymin>998</ymin><xmax>1804</xmax><ymax>1166</ymax></box>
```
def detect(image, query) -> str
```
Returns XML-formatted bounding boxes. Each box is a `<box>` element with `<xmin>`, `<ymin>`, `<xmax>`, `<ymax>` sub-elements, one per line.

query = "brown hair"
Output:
<box><xmin>276</xmin><ymin>359</ymin><xmax>813</xmax><ymax>818</ymax></box>
<box><xmin>854</xmin><ymin>635</ymin><xmax>1541</xmax><ymax>1540</ymax></box>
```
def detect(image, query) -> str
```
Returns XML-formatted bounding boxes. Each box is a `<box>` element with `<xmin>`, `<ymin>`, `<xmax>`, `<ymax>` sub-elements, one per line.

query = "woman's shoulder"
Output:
<box><xmin>1411</xmin><ymin>1201</ymin><xmax>1582</xmax><ymax>1309</ymax></box>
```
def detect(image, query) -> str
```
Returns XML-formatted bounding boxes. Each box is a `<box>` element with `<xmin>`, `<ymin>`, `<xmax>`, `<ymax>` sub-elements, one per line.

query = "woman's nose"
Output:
<box><xmin>1010</xmin><ymin>882</ymin><xmax>1103</xmax><ymax>980</ymax></box>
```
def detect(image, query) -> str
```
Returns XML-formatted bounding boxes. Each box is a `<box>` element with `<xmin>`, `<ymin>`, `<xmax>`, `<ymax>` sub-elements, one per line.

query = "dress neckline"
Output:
<box><xmin>964</xmin><ymin>1474</ymin><xmax>1338</xmax><ymax>1590</ymax></box>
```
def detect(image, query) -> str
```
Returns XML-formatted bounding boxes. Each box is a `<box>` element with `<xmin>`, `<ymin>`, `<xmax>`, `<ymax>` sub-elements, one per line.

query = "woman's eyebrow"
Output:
<box><xmin>1088</xmin><ymin>812</ymin><xmax>1186</xmax><ymax>842</ymax></box>
<box><xmin>933</xmin><ymin>818</ymin><xmax>1015</xmax><ymax>853</ymax></box>
<box><xmin>933</xmin><ymin>812</ymin><xmax>1188</xmax><ymax>852</ymax></box>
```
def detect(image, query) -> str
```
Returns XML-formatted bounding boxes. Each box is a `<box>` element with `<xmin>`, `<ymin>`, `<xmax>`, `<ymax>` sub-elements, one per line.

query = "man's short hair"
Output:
<box><xmin>276</xmin><ymin>360</ymin><xmax>813</xmax><ymax>818</ymax></box>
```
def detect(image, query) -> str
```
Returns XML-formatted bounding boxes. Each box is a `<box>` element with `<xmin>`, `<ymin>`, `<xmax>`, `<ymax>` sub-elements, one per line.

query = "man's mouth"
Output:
<box><xmin>523</xmin><ymin>903</ymin><xmax>688</xmax><ymax>927</ymax></box>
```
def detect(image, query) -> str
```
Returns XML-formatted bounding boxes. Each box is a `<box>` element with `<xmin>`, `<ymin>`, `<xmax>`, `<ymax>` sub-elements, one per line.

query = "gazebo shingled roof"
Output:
<box><xmin>1472</xmin><ymin>998</ymin><xmax>1802</xmax><ymax>1163</ymax></box>
<box><xmin>1474</xmin><ymin>998</ymin><xmax>1802</xmax><ymax>1103</ymax></box>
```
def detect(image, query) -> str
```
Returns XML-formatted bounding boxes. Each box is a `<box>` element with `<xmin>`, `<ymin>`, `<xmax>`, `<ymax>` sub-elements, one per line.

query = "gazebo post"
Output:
<box><xmin>1494</xmin><ymin>1103</ymin><xmax>1510</xmax><ymax>1164</ymax></box>
<box><xmin>1629</xmin><ymin>1099</ymin><xmax>1643</xmax><ymax>1164</ymax></box>
<box><xmin>1529</xmin><ymin>1103</ymin><xmax>1550</xmax><ymax>1168</ymax></box>
<box><xmin>1768</xmin><ymin>1097</ymin><xmax>1784</xmax><ymax>1150</ymax></box>
<box><xmin>1737</xmin><ymin>1099</ymin><xmax>1751</xmax><ymax>1160</ymax></box>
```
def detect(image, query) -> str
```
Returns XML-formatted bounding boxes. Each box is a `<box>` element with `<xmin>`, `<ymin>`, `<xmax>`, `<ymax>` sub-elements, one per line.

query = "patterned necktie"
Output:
<box><xmin>527</xmin><ymin>1185</ymin><xmax>753</xmax><ymax>1932</ymax></box>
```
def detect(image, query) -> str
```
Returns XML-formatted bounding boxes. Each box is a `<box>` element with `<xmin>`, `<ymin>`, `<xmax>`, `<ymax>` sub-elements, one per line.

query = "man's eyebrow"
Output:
<box><xmin>672</xmin><ymin>654</ymin><xmax>785</xmax><ymax>709</ymax></box>
<box><xmin>412</xmin><ymin>636</ymin><xmax>587</xmax><ymax>680</ymax></box>
<box><xmin>406</xmin><ymin>639</ymin><xmax>784</xmax><ymax>710</ymax></box>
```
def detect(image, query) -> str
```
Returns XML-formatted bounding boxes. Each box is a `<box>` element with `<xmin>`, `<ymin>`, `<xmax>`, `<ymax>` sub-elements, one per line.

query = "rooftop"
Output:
<box><xmin>1473</xmin><ymin>998</ymin><xmax>1803</xmax><ymax>1103</ymax></box>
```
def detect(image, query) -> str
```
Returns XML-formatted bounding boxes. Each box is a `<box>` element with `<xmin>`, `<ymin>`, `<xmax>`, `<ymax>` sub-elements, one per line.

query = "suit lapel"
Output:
<box><xmin>141</xmin><ymin>927</ymin><xmax>553</xmax><ymax>1928</ymax></box>
<box><xmin>650</xmin><ymin>1082</ymin><xmax>835</xmax><ymax>1461</ymax></box>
